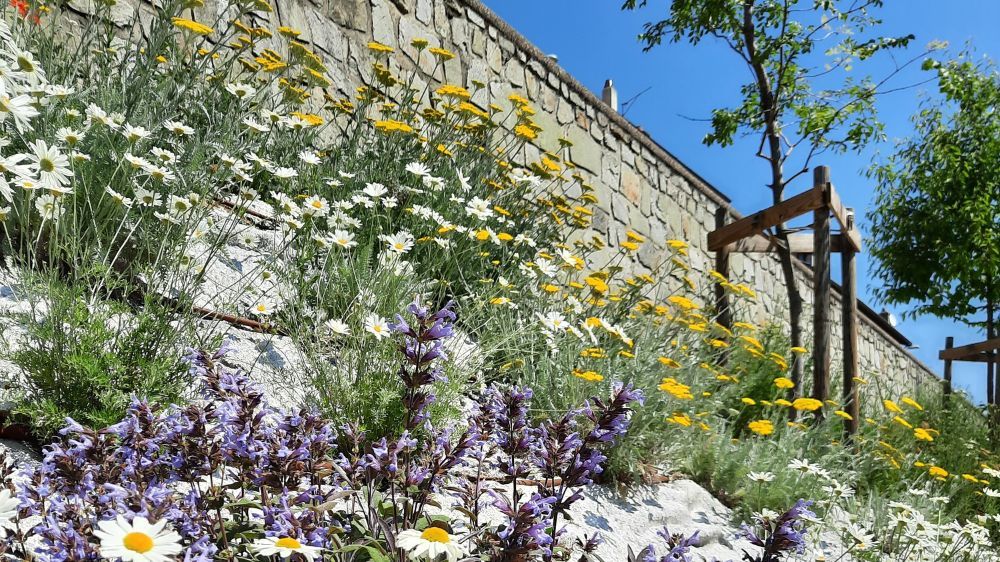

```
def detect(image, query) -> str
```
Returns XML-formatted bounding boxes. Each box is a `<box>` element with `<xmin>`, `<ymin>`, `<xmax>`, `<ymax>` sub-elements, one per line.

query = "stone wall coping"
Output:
<box><xmin>461</xmin><ymin>0</ymin><xmax>940</xmax><ymax>383</ymax></box>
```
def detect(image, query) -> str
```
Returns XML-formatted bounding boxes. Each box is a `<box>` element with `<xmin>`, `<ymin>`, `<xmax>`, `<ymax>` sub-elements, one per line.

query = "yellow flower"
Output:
<box><xmin>428</xmin><ymin>46</ymin><xmax>456</xmax><ymax>60</ymax></box>
<box><xmin>658</xmin><ymin>356</ymin><xmax>681</xmax><ymax>369</ymax></box>
<box><xmin>789</xmin><ymin>346</ymin><xmax>808</xmax><ymax>354</ymax></box>
<box><xmin>514</xmin><ymin>124</ymin><xmax>538</xmax><ymax>141</ymax></box>
<box><xmin>928</xmin><ymin>466</ymin><xmax>949</xmax><ymax>479</ymax></box>
<box><xmin>508</xmin><ymin>93</ymin><xmax>531</xmax><ymax>108</ymax></box>
<box><xmin>436</xmin><ymin>84</ymin><xmax>471</xmax><ymax>99</ymax></box>
<box><xmin>773</xmin><ymin>377</ymin><xmax>795</xmax><ymax>390</ymax></box>
<box><xmin>668</xmin><ymin>295</ymin><xmax>698</xmax><ymax>311</ymax></box>
<box><xmin>626</xmin><ymin>231</ymin><xmax>645</xmax><ymax>243</ymax></box>
<box><xmin>883</xmin><ymin>400</ymin><xmax>903</xmax><ymax>414</ymax></box>
<box><xmin>892</xmin><ymin>416</ymin><xmax>913</xmax><ymax>429</ymax></box>
<box><xmin>572</xmin><ymin>369</ymin><xmax>604</xmax><ymax>382</ymax></box>
<box><xmin>621</xmin><ymin>241</ymin><xmax>639</xmax><ymax>251</ymax></box>
<box><xmin>901</xmin><ymin>397</ymin><xmax>924</xmax><ymax>411</ymax></box>
<box><xmin>738</xmin><ymin>335</ymin><xmax>763</xmax><ymax>350</ymax></box>
<box><xmin>913</xmin><ymin>428</ymin><xmax>934</xmax><ymax>442</ymax></box>
<box><xmin>748</xmin><ymin>420</ymin><xmax>774</xmax><ymax>436</ymax></box>
<box><xmin>834</xmin><ymin>410</ymin><xmax>853</xmax><ymax>421</ymax></box>
<box><xmin>666</xmin><ymin>413</ymin><xmax>693</xmax><ymax>427</ymax></box>
<box><xmin>584</xmin><ymin>275</ymin><xmax>609</xmax><ymax>294</ymax></box>
<box><xmin>367</xmin><ymin>41</ymin><xmax>394</xmax><ymax>53</ymax></box>
<box><xmin>774</xmin><ymin>399</ymin><xmax>792</xmax><ymax>407</ymax></box>
<box><xmin>411</xmin><ymin>38</ymin><xmax>429</xmax><ymax>49</ymax></box>
<box><xmin>658</xmin><ymin>378</ymin><xmax>693</xmax><ymax>400</ymax></box>
<box><xmin>741</xmin><ymin>397</ymin><xmax>756</xmax><ymax>406</ymax></box>
<box><xmin>791</xmin><ymin>398</ymin><xmax>823</xmax><ymax>412</ymax></box>
<box><xmin>171</xmin><ymin>17</ymin><xmax>214</xmax><ymax>35</ymax></box>
<box><xmin>373</xmin><ymin>120</ymin><xmax>414</xmax><ymax>134</ymax></box>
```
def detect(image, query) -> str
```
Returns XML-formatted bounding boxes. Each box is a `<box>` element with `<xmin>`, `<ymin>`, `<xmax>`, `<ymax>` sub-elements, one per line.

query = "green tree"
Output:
<box><xmin>869</xmin><ymin>56</ymin><xmax>1000</xmax><ymax>405</ymax></box>
<box><xmin>621</xmin><ymin>0</ymin><xmax>916</xmax><ymax>395</ymax></box>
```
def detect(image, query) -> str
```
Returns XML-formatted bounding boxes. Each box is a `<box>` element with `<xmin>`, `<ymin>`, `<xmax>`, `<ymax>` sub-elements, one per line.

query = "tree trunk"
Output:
<box><xmin>988</xmin><ymin>299</ymin><xmax>997</xmax><ymax>441</ymax></box>
<box><xmin>738</xmin><ymin>0</ymin><xmax>805</xmax><ymax>413</ymax></box>
<box><xmin>989</xmin><ymin>301</ymin><xmax>996</xmax><ymax>406</ymax></box>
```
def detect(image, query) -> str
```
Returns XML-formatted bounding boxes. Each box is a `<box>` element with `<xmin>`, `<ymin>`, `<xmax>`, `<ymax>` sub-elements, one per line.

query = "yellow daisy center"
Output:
<box><xmin>275</xmin><ymin>537</ymin><xmax>302</xmax><ymax>549</ymax></box>
<box><xmin>122</xmin><ymin>532</ymin><xmax>154</xmax><ymax>553</ymax></box>
<box><xmin>420</xmin><ymin>527</ymin><xmax>450</xmax><ymax>544</ymax></box>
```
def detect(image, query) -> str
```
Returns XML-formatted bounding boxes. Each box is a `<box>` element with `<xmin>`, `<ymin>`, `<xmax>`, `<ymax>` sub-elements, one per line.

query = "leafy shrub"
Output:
<box><xmin>3</xmin><ymin>274</ymin><xmax>191</xmax><ymax>440</ymax></box>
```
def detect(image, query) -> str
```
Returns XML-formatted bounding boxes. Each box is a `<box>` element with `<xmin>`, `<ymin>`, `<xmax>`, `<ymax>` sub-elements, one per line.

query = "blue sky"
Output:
<box><xmin>482</xmin><ymin>0</ymin><xmax>1000</xmax><ymax>404</ymax></box>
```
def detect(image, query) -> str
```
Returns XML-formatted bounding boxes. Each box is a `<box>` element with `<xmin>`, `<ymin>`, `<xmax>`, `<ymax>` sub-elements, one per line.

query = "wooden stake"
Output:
<box><xmin>813</xmin><ymin>166</ymin><xmax>832</xmax><ymax>412</ymax></box>
<box><xmin>841</xmin><ymin>215</ymin><xmax>860</xmax><ymax>437</ymax></box>
<box><xmin>714</xmin><ymin>208</ymin><xmax>733</xmax><ymax>334</ymax></box>
<box><xmin>944</xmin><ymin>336</ymin><xmax>954</xmax><ymax>407</ymax></box>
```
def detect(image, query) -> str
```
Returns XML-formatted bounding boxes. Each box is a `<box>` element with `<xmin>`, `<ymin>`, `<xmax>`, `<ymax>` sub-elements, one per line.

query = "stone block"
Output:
<box><xmin>415</xmin><ymin>0</ymin><xmax>432</xmax><ymax>24</ymax></box>
<box><xmin>327</xmin><ymin>0</ymin><xmax>369</xmax><ymax>31</ymax></box>
<box><xmin>371</xmin><ymin>0</ymin><xmax>397</xmax><ymax>47</ymax></box>
<box><xmin>565</xmin><ymin>126</ymin><xmax>602</xmax><ymax>174</ymax></box>
<box><xmin>620</xmin><ymin>166</ymin><xmax>642</xmax><ymax>207</ymax></box>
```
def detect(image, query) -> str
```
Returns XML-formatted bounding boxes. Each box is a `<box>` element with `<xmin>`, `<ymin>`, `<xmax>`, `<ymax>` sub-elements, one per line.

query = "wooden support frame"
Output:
<box><xmin>708</xmin><ymin>165</ymin><xmax>863</xmax><ymax>438</ymax></box>
<box><xmin>939</xmin><ymin>335</ymin><xmax>1000</xmax><ymax>404</ymax></box>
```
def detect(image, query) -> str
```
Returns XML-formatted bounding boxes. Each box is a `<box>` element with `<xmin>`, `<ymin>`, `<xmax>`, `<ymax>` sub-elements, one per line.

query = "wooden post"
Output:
<box><xmin>714</xmin><ymin>208</ymin><xmax>733</xmax><ymax>334</ymax></box>
<box><xmin>812</xmin><ymin>166</ymin><xmax>832</xmax><ymax>412</ymax></box>
<box><xmin>841</xmin><ymin>207</ymin><xmax>859</xmax><ymax>437</ymax></box>
<box><xmin>943</xmin><ymin>336</ymin><xmax>954</xmax><ymax>407</ymax></box>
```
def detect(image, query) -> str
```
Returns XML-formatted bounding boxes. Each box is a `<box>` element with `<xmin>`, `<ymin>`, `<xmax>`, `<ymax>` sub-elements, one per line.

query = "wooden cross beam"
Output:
<box><xmin>724</xmin><ymin>233</ymin><xmax>852</xmax><ymax>253</ymax></box>
<box><xmin>939</xmin><ymin>335</ymin><xmax>1000</xmax><ymax>407</ymax></box>
<box><xmin>707</xmin><ymin>184</ymin><xmax>862</xmax><ymax>253</ymax></box>
<box><xmin>938</xmin><ymin>336</ymin><xmax>1000</xmax><ymax>361</ymax></box>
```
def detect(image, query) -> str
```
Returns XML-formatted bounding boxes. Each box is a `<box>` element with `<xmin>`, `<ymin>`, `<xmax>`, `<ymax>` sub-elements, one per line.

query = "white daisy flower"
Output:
<box><xmin>251</xmin><ymin>300</ymin><xmax>276</xmax><ymax>316</ymax></box>
<box><xmin>250</xmin><ymin>536</ymin><xmax>322</xmax><ymax>561</ymax></box>
<box><xmin>29</xmin><ymin>139</ymin><xmax>71</xmax><ymax>188</ymax></box>
<box><xmin>163</xmin><ymin>120</ymin><xmax>194</xmax><ymax>136</ymax></box>
<box><xmin>405</xmin><ymin>161</ymin><xmax>430</xmax><ymax>177</ymax></box>
<box><xmin>225</xmin><ymin>82</ymin><xmax>257</xmax><ymax>100</ymax></box>
<box><xmin>243</xmin><ymin>117</ymin><xmax>270</xmax><ymax>133</ymax></box>
<box><xmin>56</xmin><ymin>127</ymin><xmax>84</xmax><ymax>147</ymax></box>
<box><xmin>34</xmin><ymin>193</ymin><xmax>63</xmax><ymax>221</ymax></box>
<box><xmin>94</xmin><ymin>515</ymin><xmax>182</xmax><ymax>562</ymax></box>
<box><xmin>331</xmin><ymin>229</ymin><xmax>357</xmax><ymax>249</ymax></box>
<box><xmin>396</xmin><ymin>527</ymin><xmax>466</xmax><ymax>562</ymax></box>
<box><xmin>464</xmin><ymin>196</ymin><xmax>493</xmax><ymax>220</ymax></box>
<box><xmin>134</xmin><ymin>187</ymin><xmax>162</xmax><ymax>207</ymax></box>
<box><xmin>457</xmin><ymin>170</ymin><xmax>472</xmax><ymax>191</ymax></box>
<box><xmin>143</xmin><ymin>164</ymin><xmax>175</xmax><ymax>183</ymax></box>
<box><xmin>122</xmin><ymin>124</ymin><xmax>151</xmax><ymax>143</ymax></box>
<box><xmin>150</xmin><ymin>148</ymin><xmax>176</xmax><ymax>164</ymax></box>
<box><xmin>363</xmin><ymin>182</ymin><xmax>388</xmax><ymax>198</ymax></box>
<box><xmin>747</xmin><ymin>471</ymin><xmax>775</xmax><ymax>483</ymax></box>
<box><xmin>302</xmin><ymin>195</ymin><xmax>328</xmax><ymax>217</ymax></box>
<box><xmin>273</xmin><ymin>167</ymin><xmax>298</xmax><ymax>179</ymax></box>
<box><xmin>324</xmin><ymin>319</ymin><xmax>351</xmax><ymax>336</ymax></box>
<box><xmin>381</xmin><ymin>231</ymin><xmax>414</xmax><ymax>255</ymax></box>
<box><xmin>298</xmin><ymin>150</ymin><xmax>321</xmax><ymax>165</ymax></box>
<box><xmin>364</xmin><ymin>315</ymin><xmax>390</xmax><ymax>340</ymax></box>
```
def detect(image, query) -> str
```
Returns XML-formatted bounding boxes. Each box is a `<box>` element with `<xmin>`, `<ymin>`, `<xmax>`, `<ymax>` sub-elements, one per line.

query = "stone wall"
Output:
<box><xmin>202</xmin><ymin>0</ymin><xmax>939</xmax><ymax>395</ymax></box>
